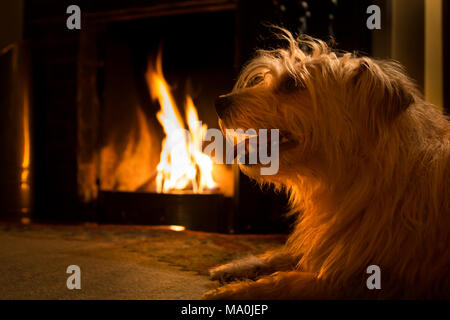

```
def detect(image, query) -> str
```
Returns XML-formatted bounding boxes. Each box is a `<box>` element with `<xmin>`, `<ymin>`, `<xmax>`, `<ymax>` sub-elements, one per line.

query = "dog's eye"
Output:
<box><xmin>247</xmin><ymin>75</ymin><xmax>264</xmax><ymax>88</ymax></box>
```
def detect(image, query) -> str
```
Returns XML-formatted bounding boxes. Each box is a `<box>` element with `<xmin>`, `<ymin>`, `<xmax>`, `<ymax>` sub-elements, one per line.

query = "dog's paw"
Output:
<box><xmin>209</xmin><ymin>255</ymin><xmax>265</xmax><ymax>283</ymax></box>
<box><xmin>202</xmin><ymin>288</ymin><xmax>229</xmax><ymax>300</ymax></box>
<box><xmin>209</xmin><ymin>264</ymin><xmax>245</xmax><ymax>283</ymax></box>
<box><xmin>202</xmin><ymin>282</ymin><xmax>252</xmax><ymax>300</ymax></box>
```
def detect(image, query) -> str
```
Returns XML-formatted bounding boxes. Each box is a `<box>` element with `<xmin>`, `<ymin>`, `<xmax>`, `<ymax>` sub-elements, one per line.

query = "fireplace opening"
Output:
<box><xmin>90</xmin><ymin>11</ymin><xmax>237</xmax><ymax>231</ymax></box>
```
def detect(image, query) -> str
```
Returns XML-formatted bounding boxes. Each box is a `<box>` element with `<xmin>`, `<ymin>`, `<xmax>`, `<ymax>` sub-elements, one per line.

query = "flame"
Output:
<box><xmin>185</xmin><ymin>97</ymin><xmax>217</xmax><ymax>190</ymax></box>
<box><xmin>146</xmin><ymin>53</ymin><xmax>217</xmax><ymax>193</ymax></box>
<box><xmin>21</xmin><ymin>86</ymin><xmax>30</xmax><ymax>191</ymax></box>
<box><xmin>20</xmin><ymin>71</ymin><xmax>31</xmax><ymax>215</ymax></box>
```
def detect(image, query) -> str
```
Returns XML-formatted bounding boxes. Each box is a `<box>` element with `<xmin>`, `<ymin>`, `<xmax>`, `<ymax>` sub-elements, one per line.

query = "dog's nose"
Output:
<box><xmin>215</xmin><ymin>95</ymin><xmax>232</xmax><ymax>118</ymax></box>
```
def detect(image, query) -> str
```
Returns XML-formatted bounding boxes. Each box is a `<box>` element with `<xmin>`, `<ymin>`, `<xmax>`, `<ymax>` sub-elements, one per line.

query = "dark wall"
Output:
<box><xmin>236</xmin><ymin>0</ymin><xmax>372</xmax><ymax>67</ymax></box>
<box><xmin>24</xmin><ymin>1</ymin><xmax>80</xmax><ymax>221</ymax></box>
<box><xmin>0</xmin><ymin>0</ymin><xmax>23</xmax><ymax>50</ymax></box>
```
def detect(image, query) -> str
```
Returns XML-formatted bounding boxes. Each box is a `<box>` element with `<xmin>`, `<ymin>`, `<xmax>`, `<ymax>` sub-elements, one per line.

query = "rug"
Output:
<box><xmin>0</xmin><ymin>223</ymin><xmax>286</xmax><ymax>299</ymax></box>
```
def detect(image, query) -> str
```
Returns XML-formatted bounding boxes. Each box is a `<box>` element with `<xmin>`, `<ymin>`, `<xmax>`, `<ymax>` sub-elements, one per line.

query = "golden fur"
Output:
<box><xmin>204</xmin><ymin>29</ymin><xmax>450</xmax><ymax>299</ymax></box>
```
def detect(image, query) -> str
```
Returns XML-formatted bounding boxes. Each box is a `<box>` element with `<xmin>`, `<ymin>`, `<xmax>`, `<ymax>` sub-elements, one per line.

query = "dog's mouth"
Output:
<box><xmin>226</xmin><ymin>129</ymin><xmax>298</xmax><ymax>163</ymax></box>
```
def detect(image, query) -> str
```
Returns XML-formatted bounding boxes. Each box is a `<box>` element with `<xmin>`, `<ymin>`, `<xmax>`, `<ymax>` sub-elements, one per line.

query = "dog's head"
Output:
<box><xmin>215</xmin><ymin>28</ymin><xmax>417</xmax><ymax>182</ymax></box>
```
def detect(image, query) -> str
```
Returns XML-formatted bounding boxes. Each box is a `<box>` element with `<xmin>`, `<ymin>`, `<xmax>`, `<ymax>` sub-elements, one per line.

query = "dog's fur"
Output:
<box><xmin>204</xmin><ymin>29</ymin><xmax>450</xmax><ymax>299</ymax></box>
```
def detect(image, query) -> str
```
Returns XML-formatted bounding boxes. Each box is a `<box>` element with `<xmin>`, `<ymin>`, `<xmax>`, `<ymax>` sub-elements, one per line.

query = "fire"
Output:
<box><xmin>20</xmin><ymin>71</ymin><xmax>31</xmax><ymax>216</ymax></box>
<box><xmin>146</xmin><ymin>53</ymin><xmax>217</xmax><ymax>193</ymax></box>
<box><xmin>21</xmin><ymin>90</ymin><xmax>30</xmax><ymax>191</ymax></box>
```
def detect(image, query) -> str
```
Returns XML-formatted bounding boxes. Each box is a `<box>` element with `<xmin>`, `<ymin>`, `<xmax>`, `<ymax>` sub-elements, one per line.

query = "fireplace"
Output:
<box><xmin>76</xmin><ymin>2</ymin><xmax>239</xmax><ymax>232</ymax></box>
<box><xmin>0</xmin><ymin>0</ymin><xmax>371</xmax><ymax>233</ymax></box>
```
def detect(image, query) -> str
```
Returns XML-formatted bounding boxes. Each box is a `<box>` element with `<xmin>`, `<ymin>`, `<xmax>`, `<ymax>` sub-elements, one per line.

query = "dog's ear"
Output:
<box><xmin>353</xmin><ymin>58</ymin><xmax>414</xmax><ymax>124</ymax></box>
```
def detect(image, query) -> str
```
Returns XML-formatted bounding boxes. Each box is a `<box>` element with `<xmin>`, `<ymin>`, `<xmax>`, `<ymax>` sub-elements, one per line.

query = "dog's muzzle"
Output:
<box><xmin>215</xmin><ymin>95</ymin><xmax>232</xmax><ymax>119</ymax></box>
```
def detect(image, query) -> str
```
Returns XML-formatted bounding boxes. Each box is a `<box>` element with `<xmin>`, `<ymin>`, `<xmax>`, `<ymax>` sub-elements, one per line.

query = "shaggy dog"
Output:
<box><xmin>204</xmin><ymin>29</ymin><xmax>450</xmax><ymax>299</ymax></box>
